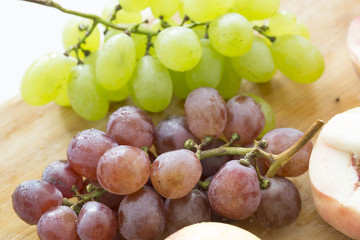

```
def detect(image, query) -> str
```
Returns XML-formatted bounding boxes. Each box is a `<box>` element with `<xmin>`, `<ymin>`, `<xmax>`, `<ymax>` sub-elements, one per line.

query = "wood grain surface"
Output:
<box><xmin>1</xmin><ymin>0</ymin><xmax>360</xmax><ymax>239</ymax></box>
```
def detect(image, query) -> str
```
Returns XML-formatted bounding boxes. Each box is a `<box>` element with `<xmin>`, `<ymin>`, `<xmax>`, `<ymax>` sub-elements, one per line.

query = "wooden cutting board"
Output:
<box><xmin>1</xmin><ymin>0</ymin><xmax>360</xmax><ymax>239</ymax></box>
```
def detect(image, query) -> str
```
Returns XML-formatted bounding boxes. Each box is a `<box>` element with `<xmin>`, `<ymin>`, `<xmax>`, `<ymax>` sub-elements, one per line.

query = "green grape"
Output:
<box><xmin>271</xmin><ymin>34</ymin><xmax>325</xmax><ymax>84</ymax></box>
<box><xmin>183</xmin><ymin>0</ymin><xmax>233</xmax><ymax>22</ymax></box>
<box><xmin>169</xmin><ymin>70</ymin><xmax>190</xmax><ymax>99</ymax></box>
<box><xmin>62</xmin><ymin>17</ymin><xmax>101</xmax><ymax>59</ymax></box>
<box><xmin>293</xmin><ymin>21</ymin><xmax>310</xmax><ymax>39</ymax></box>
<box><xmin>268</xmin><ymin>11</ymin><xmax>297</xmax><ymax>36</ymax></box>
<box><xmin>231</xmin><ymin>0</ymin><xmax>280</xmax><ymax>20</ymax></box>
<box><xmin>178</xmin><ymin>0</ymin><xmax>185</xmax><ymax>18</ymax></box>
<box><xmin>150</xmin><ymin>18</ymin><xmax>178</xmax><ymax>32</ymax></box>
<box><xmin>96</xmin><ymin>33</ymin><xmax>136</xmax><ymax>90</ymax></box>
<box><xmin>102</xmin><ymin>0</ymin><xmax>141</xmax><ymax>24</ymax></box>
<box><xmin>83</xmin><ymin>51</ymin><xmax>99</xmax><ymax>67</ymax></box>
<box><xmin>208</xmin><ymin>13</ymin><xmax>254</xmax><ymax>57</ymax></box>
<box><xmin>154</xmin><ymin>26</ymin><xmax>202</xmax><ymax>72</ymax></box>
<box><xmin>231</xmin><ymin>36</ymin><xmax>276</xmax><ymax>83</ymax></box>
<box><xmin>191</xmin><ymin>25</ymin><xmax>206</xmax><ymax>39</ymax></box>
<box><xmin>105</xmin><ymin>28</ymin><xmax>147</xmax><ymax>61</ymax></box>
<box><xmin>185</xmin><ymin>39</ymin><xmax>224</xmax><ymax>91</ymax></box>
<box><xmin>68</xmin><ymin>64</ymin><xmax>109</xmax><ymax>121</ymax></box>
<box><xmin>119</xmin><ymin>0</ymin><xmax>153</xmax><ymax>12</ymax></box>
<box><xmin>106</xmin><ymin>85</ymin><xmax>130</xmax><ymax>102</ymax></box>
<box><xmin>54</xmin><ymin>84</ymin><xmax>70</xmax><ymax>107</ymax></box>
<box><xmin>245</xmin><ymin>94</ymin><xmax>275</xmax><ymax>138</ymax></box>
<box><xmin>216</xmin><ymin>58</ymin><xmax>242</xmax><ymax>100</ymax></box>
<box><xmin>151</xmin><ymin>0</ymin><xmax>180</xmax><ymax>19</ymax></box>
<box><xmin>130</xmin><ymin>55</ymin><xmax>173</xmax><ymax>112</ymax></box>
<box><xmin>21</xmin><ymin>52</ymin><xmax>76</xmax><ymax>106</ymax></box>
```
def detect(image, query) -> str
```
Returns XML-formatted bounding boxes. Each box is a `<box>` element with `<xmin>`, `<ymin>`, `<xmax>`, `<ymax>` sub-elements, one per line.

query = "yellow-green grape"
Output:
<box><xmin>183</xmin><ymin>0</ymin><xmax>233</xmax><ymax>22</ymax></box>
<box><xmin>191</xmin><ymin>25</ymin><xmax>206</xmax><ymax>39</ymax></box>
<box><xmin>245</xmin><ymin>93</ymin><xmax>275</xmax><ymax>138</ymax></box>
<box><xmin>150</xmin><ymin>18</ymin><xmax>178</xmax><ymax>32</ymax></box>
<box><xmin>83</xmin><ymin>51</ymin><xmax>99</xmax><ymax>67</ymax></box>
<box><xmin>62</xmin><ymin>17</ymin><xmax>101</xmax><ymax>59</ymax></box>
<box><xmin>105</xmin><ymin>85</ymin><xmax>130</xmax><ymax>102</ymax></box>
<box><xmin>185</xmin><ymin>39</ymin><xmax>224</xmax><ymax>91</ymax></box>
<box><xmin>130</xmin><ymin>55</ymin><xmax>173</xmax><ymax>112</ymax></box>
<box><xmin>231</xmin><ymin>36</ymin><xmax>276</xmax><ymax>83</ymax></box>
<box><xmin>178</xmin><ymin>0</ymin><xmax>185</xmax><ymax>18</ymax></box>
<box><xmin>293</xmin><ymin>21</ymin><xmax>310</xmax><ymax>39</ymax></box>
<box><xmin>68</xmin><ymin>64</ymin><xmax>109</xmax><ymax>121</ymax></box>
<box><xmin>154</xmin><ymin>26</ymin><xmax>202</xmax><ymax>72</ymax></box>
<box><xmin>268</xmin><ymin>11</ymin><xmax>297</xmax><ymax>36</ymax></box>
<box><xmin>170</xmin><ymin>70</ymin><xmax>190</xmax><ymax>99</ymax></box>
<box><xmin>231</xmin><ymin>0</ymin><xmax>280</xmax><ymax>20</ymax></box>
<box><xmin>216</xmin><ymin>58</ymin><xmax>242</xmax><ymax>100</ymax></box>
<box><xmin>54</xmin><ymin>84</ymin><xmax>70</xmax><ymax>107</ymax></box>
<box><xmin>96</xmin><ymin>33</ymin><xmax>136</xmax><ymax>90</ymax></box>
<box><xmin>21</xmin><ymin>52</ymin><xmax>76</xmax><ymax>106</ymax></box>
<box><xmin>105</xmin><ymin>28</ymin><xmax>147</xmax><ymax>61</ymax></box>
<box><xmin>271</xmin><ymin>35</ymin><xmax>325</xmax><ymax>84</ymax></box>
<box><xmin>209</xmin><ymin>13</ymin><xmax>254</xmax><ymax>57</ymax></box>
<box><xmin>151</xmin><ymin>0</ymin><xmax>180</xmax><ymax>19</ymax></box>
<box><xmin>102</xmin><ymin>0</ymin><xmax>141</xmax><ymax>24</ymax></box>
<box><xmin>119</xmin><ymin>0</ymin><xmax>153</xmax><ymax>12</ymax></box>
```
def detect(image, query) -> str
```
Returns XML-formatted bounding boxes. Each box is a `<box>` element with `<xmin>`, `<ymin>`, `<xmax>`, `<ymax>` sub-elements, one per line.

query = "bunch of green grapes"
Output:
<box><xmin>21</xmin><ymin>0</ymin><xmax>325</xmax><ymax>121</ymax></box>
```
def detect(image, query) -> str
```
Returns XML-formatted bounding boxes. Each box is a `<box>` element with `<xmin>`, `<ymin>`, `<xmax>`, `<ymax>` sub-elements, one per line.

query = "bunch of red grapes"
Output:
<box><xmin>12</xmin><ymin>87</ymin><xmax>313</xmax><ymax>240</ymax></box>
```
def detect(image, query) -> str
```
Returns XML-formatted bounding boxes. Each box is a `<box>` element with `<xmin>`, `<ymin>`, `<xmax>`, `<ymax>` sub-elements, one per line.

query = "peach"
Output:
<box><xmin>165</xmin><ymin>222</ymin><xmax>261</xmax><ymax>240</ymax></box>
<box><xmin>309</xmin><ymin>107</ymin><xmax>360</xmax><ymax>239</ymax></box>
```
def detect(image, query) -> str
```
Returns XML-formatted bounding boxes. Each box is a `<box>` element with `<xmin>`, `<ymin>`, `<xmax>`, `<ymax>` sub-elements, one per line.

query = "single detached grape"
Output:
<box><xmin>185</xmin><ymin>87</ymin><xmax>227</xmax><ymax>139</ymax></box>
<box><xmin>118</xmin><ymin>187</ymin><xmax>166</xmax><ymax>240</ymax></box>
<box><xmin>231</xmin><ymin>0</ymin><xmax>280</xmax><ymax>20</ymax></box>
<box><xmin>96</xmin><ymin>33</ymin><xmax>136</xmax><ymax>90</ymax></box>
<box><xmin>82</xmin><ymin>178</ymin><xmax>125</xmax><ymax>211</ymax></box>
<box><xmin>185</xmin><ymin>38</ymin><xmax>224</xmax><ymax>91</ymax></box>
<box><xmin>208</xmin><ymin>160</ymin><xmax>261</xmax><ymax>220</ymax></box>
<box><xmin>271</xmin><ymin>34</ymin><xmax>325</xmax><ymax>83</ymax></box>
<box><xmin>67</xmin><ymin>64</ymin><xmax>110</xmax><ymax>121</ymax></box>
<box><xmin>67</xmin><ymin>128</ymin><xmax>118</xmax><ymax>179</ymax></box>
<box><xmin>231</xmin><ymin>36</ymin><xmax>276</xmax><ymax>83</ymax></box>
<box><xmin>154</xmin><ymin>26</ymin><xmax>202</xmax><ymax>72</ymax></box>
<box><xmin>201</xmin><ymin>139</ymin><xmax>232</xmax><ymax>179</ymax></box>
<box><xmin>12</xmin><ymin>180</ymin><xmax>63</xmax><ymax>225</ymax></box>
<box><xmin>97</xmin><ymin>145</ymin><xmax>151</xmax><ymax>195</ymax></box>
<box><xmin>183</xmin><ymin>0</ymin><xmax>233</xmax><ymax>22</ymax></box>
<box><xmin>151</xmin><ymin>149</ymin><xmax>202</xmax><ymax>199</ymax></box>
<box><xmin>254</xmin><ymin>176</ymin><xmax>302</xmax><ymax>228</ymax></box>
<box><xmin>42</xmin><ymin>160</ymin><xmax>84</xmax><ymax>198</ymax></box>
<box><xmin>154</xmin><ymin>115</ymin><xmax>199</xmax><ymax>155</ymax></box>
<box><xmin>261</xmin><ymin>128</ymin><xmax>313</xmax><ymax>177</ymax></box>
<box><xmin>107</xmin><ymin>105</ymin><xmax>155</xmax><ymax>148</ymax></box>
<box><xmin>165</xmin><ymin>189</ymin><xmax>211</xmax><ymax>234</ymax></box>
<box><xmin>209</xmin><ymin>13</ymin><xmax>254</xmax><ymax>57</ymax></box>
<box><xmin>21</xmin><ymin>52</ymin><xmax>76</xmax><ymax>106</ymax></box>
<box><xmin>224</xmin><ymin>95</ymin><xmax>265</xmax><ymax>145</ymax></box>
<box><xmin>216</xmin><ymin>58</ymin><xmax>242</xmax><ymax>100</ymax></box>
<box><xmin>130</xmin><ymin>55</ymin><xmax>173</xmax><ymax>112</ymax></box>
<box><xmin>76</xmin><ymin>201</ymin><xmax>117</xmax><ymax>240</ymax></box>
<box><xmin>37</xmin><ymin>206</ymin><xmax>78</xmax><ymax>240</ymax></box>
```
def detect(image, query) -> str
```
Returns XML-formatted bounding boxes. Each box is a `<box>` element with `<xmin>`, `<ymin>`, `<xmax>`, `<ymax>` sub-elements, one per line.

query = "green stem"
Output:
<box><xmin>253</xmin><ymin>25</ymin><xmax>276</xmax><ymax>42</ymax></box>
<box><xmin>20</xmin><ymin>0</ymin><xmax>158</xmax><ymax>37</ymax></box>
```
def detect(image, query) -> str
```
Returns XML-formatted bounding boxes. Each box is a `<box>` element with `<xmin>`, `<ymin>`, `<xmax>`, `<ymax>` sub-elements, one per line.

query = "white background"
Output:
<box><xmin>0</xmin><ymin>0</ymin><xmax>102</xmax><ymax>104</ymax></box>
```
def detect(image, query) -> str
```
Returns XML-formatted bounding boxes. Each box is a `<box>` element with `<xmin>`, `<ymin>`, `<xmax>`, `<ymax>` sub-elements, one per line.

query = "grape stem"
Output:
<box><xmin>253</xmin><ymin>25</ymin><xmax>276</xmax><ymax>42</ymax></box>
<box><xmin>199</xmin><ymin>119</ymin><xmax>324</xmax><ymax>178</ymax></box>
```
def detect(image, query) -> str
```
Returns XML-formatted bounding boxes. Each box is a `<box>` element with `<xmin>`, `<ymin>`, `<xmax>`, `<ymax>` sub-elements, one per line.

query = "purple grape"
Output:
<box><xmin>12</xmin><ymin>179</ymin><xmax>63</xmax><ymax>225</ymax></box>
<box><xmin>42</xmin><ymin>160</ymin><xmax>84</xmax><ymax>198</ymax></box>
<box><xmin>37</xmin><ymin>206</ymin><xmax>78</xmax><ymax>240</ymax></box>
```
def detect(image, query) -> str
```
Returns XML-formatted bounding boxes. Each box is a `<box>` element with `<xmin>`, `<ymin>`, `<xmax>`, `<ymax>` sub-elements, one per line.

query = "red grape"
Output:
<box><xmin>207</xmin><ymin>160</ymin><xmax>261</xmax><ymax>220</ymax></box>
<box><xmin>107</xmin><ymin>105</ymin><xmax>155</xmax><ymax>148</ymax></box>
<box><xmin>151</xmin><ymin>149</ymin><xmax>202</xmax><ymax>199</ymax></box>
<box><xmin>76</xmin><ymin>201</ymin><xmax>117</xmax><ymax>240</ymax></box>
<box><xmin>185</xmin><ymin>87</ymin><xmax>227</xmax><ymax>139</ymax></box>
<box><xmin>118</xmin><ymin>187</ymin><xmax>166</xmax><ymax>240</ymax></box>
<box><xmin>97</xmin><ymin>145</ymin><xmax>151</xmax><ymax>195</ymax></box>
<box><xmin>224</xmin><ymin>95</ymin><xmax>265</xmax><ymax>145</ymax></box>
<box><xmin>37</xmin><ymin>206</ymin><xmax>78</xmax><ymax>240</ymax></box>
<box><xmin>165</xmin><ymin>189</ymin><xmax>211</xmax><ymax>234</ymax></box>
<box><xmin>12</xmin><ymin>179</ymin><xmax>63</xmax><ymax>225</ymax></box>
<box><xmin>261</xmin><ymin>128</ymin><xmax>313</xmax><ymax>177</ymax></box>
<box><xmin>67</xmin><ymin>128</ymin><xmax>118</xmax><ymax>179</ymax></box>
<box><xmin>154</xmin><ymin>115</ymin><xmax>199</xmax><ymax>155</ymax></box>
<box><xmin>254</xmin><ymin>176</ymin><xmax>302</xmax><ymax>228</ymax></box>
<box><xmin>42</xmin><ymin>160</ymin><xmax>84</xmax><ymax>198</ymax></box>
